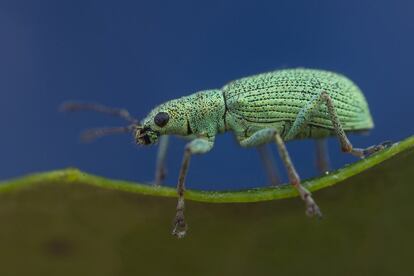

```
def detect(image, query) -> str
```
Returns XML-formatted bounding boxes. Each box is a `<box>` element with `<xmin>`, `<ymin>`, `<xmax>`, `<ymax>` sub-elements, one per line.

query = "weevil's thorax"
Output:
<box><xmin>141</xmin><ymin>89</ymin><xmax>226</xmax><ymax>140</ymax></box>
<box><xmin>183</xmin><ymin>89</ymin><xmax>226</xmax><ymax>137</ymax></box>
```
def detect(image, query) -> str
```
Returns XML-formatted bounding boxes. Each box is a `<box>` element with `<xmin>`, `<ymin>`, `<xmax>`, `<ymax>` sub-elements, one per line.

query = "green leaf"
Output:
<box><xmin>0</xmin><ymin>135</ymin><xmax>413</xmax><ymax>275</ymax></box>
<box><xmin>2</xmin><ymin>135</ymin><xmax>413</xmax><ymax>202</ymax></box>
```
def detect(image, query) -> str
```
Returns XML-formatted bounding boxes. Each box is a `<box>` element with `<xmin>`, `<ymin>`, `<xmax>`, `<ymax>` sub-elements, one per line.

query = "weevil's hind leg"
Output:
<box><xmin>318</xmin><ymin>92</ymin><xmax>392</xmax><ymax>158</ymax></box>
<box><xmin>315</xmin><ymin>139</ymin><xmax>330</xmax><ymax>174</ymax></box>
<box><xmin>239</xmin><ymin>128</ymin><xmax>322</xmax><ymax>218</ymax></box>
<box><xmin>343</xmin><ymin>140</ymin><xmax>392</xmax><ymax>158</ymax></box>
<box><xmin>285</xmin><ymin>91</ymin><xmax>390</xmax><ymax>159</ymax></box>
<box><xmin>172</xmin><ymin>138</ymin><xmax>215</xmax><ymax>238</ymax></box>
<box><xmin>154</xmin><ymin>135</ymin><xmax>169</xmax><ymax>186</ymax></box>
<box><xmin>257</xmin><ymin>145</ymin><xmax>280</xmax><ymax>186</ymax></box>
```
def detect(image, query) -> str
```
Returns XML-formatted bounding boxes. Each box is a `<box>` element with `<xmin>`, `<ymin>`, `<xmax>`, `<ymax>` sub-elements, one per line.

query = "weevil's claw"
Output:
<box><xmin>172</xmin><ymin>210</ymin><xmax>187</xmax><ymax>239</ymax></box>
<box><xmin>363</xmin><ymin>140</ymin><xmax>393</xmax><ymax>158</ymax></box>
<box><xmin>306</xmin><ymin>204</ymin><xmax>323</xmax><ymax>219</ymax></box>
<box><xmin>304</xmin><ymin>196</ymin><xmax>323</xmax><ymax>219</ymax></box>
<box><xmin>380</xmin><ymin>140</ymin><xmax>393</xmax><ymax>148</ymax></box>
<box><xmin>153</xmin><ymin>167</ymin><xmax>167</xmax><ymax>186</ymax></box>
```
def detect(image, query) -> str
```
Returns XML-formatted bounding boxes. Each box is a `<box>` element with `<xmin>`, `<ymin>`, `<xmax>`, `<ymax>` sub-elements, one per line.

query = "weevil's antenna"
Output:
<box><xmin>80</xmin><ymin>125</ymin><xmax>136</xmax><ymax>143</ymax></box>
<box><xmin>59</xmin><ymin>101</ymin><xmax>139</xmax><ymax>124</ymax></box>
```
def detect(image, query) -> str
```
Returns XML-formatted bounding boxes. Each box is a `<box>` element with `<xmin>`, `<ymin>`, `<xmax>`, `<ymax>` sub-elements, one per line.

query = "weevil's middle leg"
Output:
<box><xmin>154</xmin><ymin>135</ymin><xmax>169</xmax><ymax>186</ymax></box>
<box><xmin>257</xmin><ymin>145</ymin><xmax>280</xmax><ymax>186</ymax></box>
<box><xmin>315</xmin><ymin>139</ymin><xmax>330</xmax><ymax>174</ymax></box>
<box><xmin>172</xmin><ymin>138</ymin><xmax>214</xmax><ymax>238</ymax></box>
<box><xmin>239</xmin><ymin>128</ymin><xmax>322</xmax><ymax>218</ymax></box>
<box><xmin>273</xmin><ymin>133</ymin><xmax>322</xmax><ymax>218</ymax></box>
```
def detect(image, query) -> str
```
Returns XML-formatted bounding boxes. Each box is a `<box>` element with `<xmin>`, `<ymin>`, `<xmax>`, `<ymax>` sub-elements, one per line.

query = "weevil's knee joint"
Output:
<box><xmin>341</xmin><ymin>144</ymin><xmax>352</xmax><ymax>153</ymax></box>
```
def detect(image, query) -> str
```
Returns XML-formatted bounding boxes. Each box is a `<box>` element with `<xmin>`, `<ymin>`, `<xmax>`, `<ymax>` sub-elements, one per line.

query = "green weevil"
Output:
<box><xmin>61</xmin><ymin>68</ymin><xmax>390</xmax><ymax>238</ymax></box>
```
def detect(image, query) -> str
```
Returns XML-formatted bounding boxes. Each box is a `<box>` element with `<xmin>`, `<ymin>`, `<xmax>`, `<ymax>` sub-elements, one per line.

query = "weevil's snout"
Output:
<box><xmin>134</xmin><ymin>126</ymin><xmax>160</xmax><ymax>145</ymax></box>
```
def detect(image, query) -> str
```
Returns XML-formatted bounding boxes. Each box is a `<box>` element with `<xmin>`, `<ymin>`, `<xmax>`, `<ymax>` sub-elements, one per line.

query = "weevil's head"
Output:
<box><xmin>133</xmin><ymin>125</ymin><xmax>160</xmax><ymax>145</ymax></box>
<box><xmin>60</xmin><ymin>96</ymin><xmax>201</xmax><ymax>145</ymax></box>
<box><xmin>135</xmin><ymin>100</ymin><xmax>188</xmax><ymax>145</ymax></box>
<box><xmin>60</xmin><ymin>101</ymin><xmax>184</xmax><ymax>146</ymax></box>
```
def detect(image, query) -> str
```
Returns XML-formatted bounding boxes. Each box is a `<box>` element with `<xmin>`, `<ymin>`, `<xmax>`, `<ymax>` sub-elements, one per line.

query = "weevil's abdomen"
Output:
<box><xmin>222</xmin><ymin>68</ymin><xmax>374</xmax><ymax>140</ymax></box>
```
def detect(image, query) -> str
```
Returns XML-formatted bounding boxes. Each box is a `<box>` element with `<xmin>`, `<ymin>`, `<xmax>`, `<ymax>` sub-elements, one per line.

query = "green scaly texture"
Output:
<box><xmin>223</xmin><ymin>68</ymin><xmax>373</xmax><ymax>140</ymax></box>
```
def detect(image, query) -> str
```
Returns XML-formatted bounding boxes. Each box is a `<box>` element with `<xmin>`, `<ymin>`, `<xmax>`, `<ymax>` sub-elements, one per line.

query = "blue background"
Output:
<box><xmin>1</xmin><ymin>0</ymin><xmax>413</xmax><ymax>190</ymax></box>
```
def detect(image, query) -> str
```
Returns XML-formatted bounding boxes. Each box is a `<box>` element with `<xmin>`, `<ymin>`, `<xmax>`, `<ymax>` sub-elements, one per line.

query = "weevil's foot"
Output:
<box><xmin>304</xmin><ymin>196</ymin><xmax>323</xmax><ymax>219</ymax></box>
<box><xmin>172</xmin><ymin>210</ymin><xmax>187</xmax><ymax>239</ymax></box>
<box><xmin>151</xmin><ymin>180</ymin><xmax>162</xmax><ymax>187</ymax></box>
<box><xmin>352</xmin><ymin>141</ymin><xmax>393</xmax><ymax>159</ymax></box>
<box><xmin>362</xmin><ymin>140</ymin><xmax>393</xmax><ymax>158</ymax></box>
<box><xmin>153</xmin><ymin>168</ymin><xmax>167</xmax><ymax>186</ymax></box>
<box><xmin>297</xmin><ymin>186</ymin><xmax>323</xmax><ymax>218</ymax></box>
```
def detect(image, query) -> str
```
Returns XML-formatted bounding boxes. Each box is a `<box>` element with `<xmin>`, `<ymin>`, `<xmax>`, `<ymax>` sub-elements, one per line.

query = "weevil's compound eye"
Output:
<box><xmin>154</xmin><ymin>112</ymin><xmax>170</xmax><ymax>127</ymax></box>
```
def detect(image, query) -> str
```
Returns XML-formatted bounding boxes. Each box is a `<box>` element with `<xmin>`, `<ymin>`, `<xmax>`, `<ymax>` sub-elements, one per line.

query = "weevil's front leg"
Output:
<box><xmin>172</xmin><ymin>137</ymin><xmax>214</xmax><ymax>238</ymax></box>
<box><xmin>257</xmin><ymin>145</ymin><xmax>280</xmax><ymax>186</ymax></box>
<box><xmin>154</xmin><ymin>135</ymin><xmax>169</xmax><ymax>186</ymax></box>
<box><xmin>239</xmin><ymin>128</ymin><xmax>322</xmax><ymax>217</ymax></box>
<box><xmin>285</xmin><ymin>91</ymin><xmax>390</xmax><ymax>158</ymax></box>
